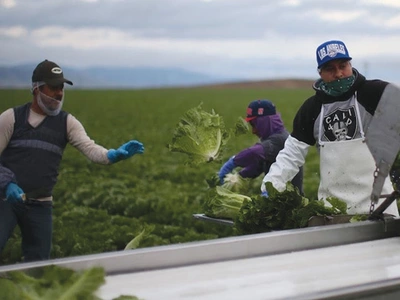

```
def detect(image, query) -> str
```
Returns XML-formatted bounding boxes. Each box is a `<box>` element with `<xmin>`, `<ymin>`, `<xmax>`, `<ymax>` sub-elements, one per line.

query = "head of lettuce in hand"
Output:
<box><xmin>204</xmin><ymin>186</ymin><xmax>251</xmax><ymax>220</ymax></box>
<box><xmin>168</xmin><ymin>103</ymin><xmax>230</xmax><ymax>165</ymax></box>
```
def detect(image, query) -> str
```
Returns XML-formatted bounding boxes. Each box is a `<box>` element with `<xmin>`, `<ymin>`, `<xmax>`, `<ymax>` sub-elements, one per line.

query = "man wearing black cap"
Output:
<box><xmin>218</xmin><ymin>99</ymin><xmax>303</xmax><ymax>195</ymax></box>
<box><xmin>0</xmin><ymin>59</ymin><xmax>145</xmax><ymax>262</ymax></box>
<box><xmin>261</xmin><ymin>40</ymin><xmax>400</xmax><ymax>216</ymax></box>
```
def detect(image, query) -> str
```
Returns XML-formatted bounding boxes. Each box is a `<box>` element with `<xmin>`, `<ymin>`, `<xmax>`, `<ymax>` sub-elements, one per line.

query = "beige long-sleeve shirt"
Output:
<box><xmin>0</xmin><ymin>108</ymin><xmax>111</xmax><ymax>164</ymax></box>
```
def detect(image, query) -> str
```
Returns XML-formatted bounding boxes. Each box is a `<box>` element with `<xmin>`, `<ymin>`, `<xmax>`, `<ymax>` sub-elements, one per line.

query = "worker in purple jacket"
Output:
<box><xmin>218</xmin><ymin>100</ymin><xmax>303</xmax><ymax>195</ymax></box>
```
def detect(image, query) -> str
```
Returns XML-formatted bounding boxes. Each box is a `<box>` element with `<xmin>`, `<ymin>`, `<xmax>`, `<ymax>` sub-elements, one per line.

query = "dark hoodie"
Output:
<box><xmin>291</xmin><ymin>69</ymin><xmax>389</xmax><ymax>146</ymax></box>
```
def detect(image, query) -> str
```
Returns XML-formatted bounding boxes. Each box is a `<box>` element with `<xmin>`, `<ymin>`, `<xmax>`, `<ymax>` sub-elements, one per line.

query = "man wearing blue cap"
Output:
<box><xmin>261</xmin><ymin>40</ymin><xmax>399</xmax><ymax>216</ymax></box>
<box><xmin>0</xmin><ymin>59</ymin><xmax>145</xmax><ymax>262</ymax></box>
<box><xmin>218</xmin><ymin>99</ymin><xmax>303</xmax><ymax>194</ymax></box>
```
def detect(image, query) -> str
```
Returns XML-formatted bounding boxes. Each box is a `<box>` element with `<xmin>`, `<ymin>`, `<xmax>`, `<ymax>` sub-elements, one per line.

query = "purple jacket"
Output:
<box><xmin>234</xmin><ymin>114</ymin><xmax>285</xmax><ymax>178</ymax></box>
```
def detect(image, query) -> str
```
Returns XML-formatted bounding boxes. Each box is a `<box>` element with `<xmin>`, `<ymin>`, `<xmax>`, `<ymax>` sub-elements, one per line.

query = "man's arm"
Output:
<box><xmin>67</xmin><ymin>114</ymin><xmax>110</xmax><ymax>164</ymax></box>
<box><xmin>261</xmin><ymin>135</ymin><xmax>310</xmax><ymax>192</ymax></box>
<box><xmin>67</xmin><ymin>114</ymin><xmax>144</xmax><ymax>165</ymax></box>
<box><xmin>235</xmin><ymin>144</ymin><xmax>265</xmax><ymax>178</ymax></box>
<box><xmin>0</xmin><ymin>109</ymin><xmax>17</xmax><ymax>195</ymax></box>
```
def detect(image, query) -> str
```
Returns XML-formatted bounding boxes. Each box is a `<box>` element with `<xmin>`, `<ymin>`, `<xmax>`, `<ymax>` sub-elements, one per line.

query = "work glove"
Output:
<box><xmin>107</xmin><ymin>140</ymin><xmax>145</xmax><ymax>164</ymax></box>
<box><xmin>218</xmin><ymin>156</ymin><xmax>236</xmax><ymax>184</ymax></box>
<box><xmin>5</xmin><ymin>182</ymin><xmax>25</xmax><ymax>203</ymax></box>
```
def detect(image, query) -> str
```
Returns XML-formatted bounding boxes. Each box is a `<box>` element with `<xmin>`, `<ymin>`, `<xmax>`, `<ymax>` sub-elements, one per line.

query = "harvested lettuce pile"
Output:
<box><xmin>168</xmin><ymin>103</ymin><xmax>230</xmax><ymax>165</ymax></box>
<box><xmin>0</xmin><ymin>265</ymin><xmax>139</xmax><ymax>300</ymax></box>
<box><xmin>203</xmin><ymin>181</ymin><xmax>347</xmax><ymax>234</ymax></box>
<box><xmin>236</xmin><ymin>182</ymin><xmax>347</xmax><ymax>234</ymax></box>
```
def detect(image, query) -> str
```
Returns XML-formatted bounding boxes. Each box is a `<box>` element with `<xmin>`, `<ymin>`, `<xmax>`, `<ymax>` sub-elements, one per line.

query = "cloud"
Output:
<box><xmin>1</xmin><ymin>0</ymin><xmax>400</xmax><ymax>83</ymax></box>
<box><xmin>0</xmin><ymin>26</ymin><xmax>27</xmax><ymax>37</ymax></box>
<box><xmin>364</xmin><ymin>0</ymin><xmax>400</xmax><ymax>7</ymax></box>
<box><xmin>0</xmin><ymin>0</ymin><xmax>16</xmax><ymax>8</ymax></box>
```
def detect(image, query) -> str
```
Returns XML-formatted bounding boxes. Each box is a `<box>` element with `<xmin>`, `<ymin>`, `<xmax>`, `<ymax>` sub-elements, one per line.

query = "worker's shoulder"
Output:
<box><xmin>296</xmin><ymin>93</ymin><xmax>321</xmax><ymax>116</ymax></box>
<box><xmin>360</xmin><ymin>78</ymin><xmax>389</xmax><ymax>92</ymax></box>
<box><xmin>357</xmin><ymin>79</ymin><xmax>389</xmax><ymax>103</ymax></box>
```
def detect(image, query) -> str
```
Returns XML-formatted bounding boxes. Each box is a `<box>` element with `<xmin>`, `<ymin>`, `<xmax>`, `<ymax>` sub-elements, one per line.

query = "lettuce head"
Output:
<box><xmin>204</xmin><ymin>186</ymin><xmax>251</xmax><ymax>220</ymax></box>
<box><xmin>233</xmin><ymin>117</ymin><xmax>250</xmax><ymax>136</ymax></box>
<box><xmin>168</xmin><ymin>103</ymin><xmax>230</xmax><ymax>165</ymax></box>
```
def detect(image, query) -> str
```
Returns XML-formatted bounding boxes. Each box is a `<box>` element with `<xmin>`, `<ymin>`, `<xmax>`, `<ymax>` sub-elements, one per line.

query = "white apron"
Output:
<box><xmin>318</xmin><ymin>96</ymin><xmax>399</xmax><ymax>216</ymax></box>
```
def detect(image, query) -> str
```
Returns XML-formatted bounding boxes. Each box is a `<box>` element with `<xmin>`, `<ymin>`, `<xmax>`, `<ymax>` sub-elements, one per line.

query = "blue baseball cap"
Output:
<box><xmin>316</xmin><ymin>40</ymin><xmax>352</xmax><ymax>68</ymax></box>
<box><xmin>245</xmin><ymin>100</ymin><xmax>276</xmax><ymax>122</ymax></box>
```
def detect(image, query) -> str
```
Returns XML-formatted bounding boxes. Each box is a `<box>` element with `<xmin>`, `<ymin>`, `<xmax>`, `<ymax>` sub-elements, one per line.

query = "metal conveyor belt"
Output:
<box><xmin>97</xmin><ymin>236</ymin><xmax>400</xmax><ymax>300</ymax></box>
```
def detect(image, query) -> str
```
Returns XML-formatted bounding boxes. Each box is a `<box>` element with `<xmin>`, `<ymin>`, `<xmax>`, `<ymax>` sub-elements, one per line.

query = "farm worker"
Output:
<box><xmin>261</xmin><ymin>40</ymin><xmax>399</xmax><ymax>216</ymax></box>
<box><xmin>0</xmin><ymin>59</ymin><xmax>145</xmax><ymax>262</ymax></box>
<box><xmin>218</xmin><ymin>99</ymin><xmax>303</xmax><ymax>195</ymax></box>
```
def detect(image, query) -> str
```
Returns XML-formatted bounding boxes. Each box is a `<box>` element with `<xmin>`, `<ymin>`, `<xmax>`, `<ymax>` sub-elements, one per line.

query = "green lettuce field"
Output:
<box><xmin>0</xmin><ymin>87</ymin><xmax>318</xmax><ymax>265</ymax></box>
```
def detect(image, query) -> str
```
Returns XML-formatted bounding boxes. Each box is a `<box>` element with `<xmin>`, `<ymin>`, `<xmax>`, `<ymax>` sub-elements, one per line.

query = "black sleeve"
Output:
<box><xmin>357</xmin><ymin>79</ymin><xmax>389</xmax><ymax>115</ymax></box>
<box><xmin>291</xmin><ymin>96</ymin><xmax>321</xmax><ymax>146</ymax></box>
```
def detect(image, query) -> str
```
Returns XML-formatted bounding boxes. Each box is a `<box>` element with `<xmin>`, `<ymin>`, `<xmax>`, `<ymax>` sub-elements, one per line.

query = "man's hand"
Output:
<box><xmin>5</xmin><ymin>182</ymin><xmax>25</xmax><ymax>203</ymax></box>
<box><xmin>218</xmin><ymin>156</ymin><xmax>236</xmax><ymax>184</ymax></box>
<box><xmin>107</xmin><ymin>140</ymin><xmax>145</xmax><ymax>163</ymax></box>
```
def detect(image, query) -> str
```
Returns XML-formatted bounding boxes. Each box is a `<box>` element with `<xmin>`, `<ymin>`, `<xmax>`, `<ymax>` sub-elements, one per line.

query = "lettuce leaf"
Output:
<box><xmin>168</xmin><ymin>103</ymin><xmax>230</xmax><ymax>165</ymax></box>
<box><xmin>204</xmin><ymin>186</ymin><xmax>251</xmax><ymax>220</ymax></box>
<box><xmin>235</xmin><ymin>182</ymin><xmax>347</xmax><ymax>234</ymax></box>
<box><xmin>0</xmin><ymin>265</ymin><xmax>139</xmax><ymax>300</ymax></box>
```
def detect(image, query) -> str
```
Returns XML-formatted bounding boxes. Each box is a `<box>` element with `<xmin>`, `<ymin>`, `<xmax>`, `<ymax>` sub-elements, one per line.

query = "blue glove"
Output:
<box><xmin>107</xmin><ymin>140</ymin><xmax>144</xmax><ymax>164</ymax></box>
<box><xmin>261</xmin><ymin>191</ymin><xmax>269</xmax><ymax>198</ymax></box>
<box><xmin>218</xmin><ymin>156</ymin><xmax>236</xmax><ymax>184</ymax></box>
<box><xmin>5</xmin><ymin>182</ymin><xmax>25</xmax><ymax>203</ymax></box>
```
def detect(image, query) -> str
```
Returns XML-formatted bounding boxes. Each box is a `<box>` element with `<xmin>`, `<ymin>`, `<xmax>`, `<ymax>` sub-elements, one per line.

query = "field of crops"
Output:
<box><xmin>0</xmin><ymin>87</ymin><xmax>319</xmax><ymax>265</ymax></box>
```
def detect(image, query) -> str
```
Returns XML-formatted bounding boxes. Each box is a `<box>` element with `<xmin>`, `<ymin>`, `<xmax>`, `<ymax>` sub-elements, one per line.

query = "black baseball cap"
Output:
<box><xmin>32</xmin><ymin>59</ymin><xmax>73</xmax><ymax>86</ymax></box>
<box><xmin>245</xmin><ymin>100</ymin><xmax>276</xmax><ymax>122</ymax></box>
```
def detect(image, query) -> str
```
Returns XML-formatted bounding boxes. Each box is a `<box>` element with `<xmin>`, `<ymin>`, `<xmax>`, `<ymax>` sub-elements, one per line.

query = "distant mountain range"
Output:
<box><xmin>0</xmin><ymin>64</ymin><xmax>233</xmax><ymax>89</ymax></box>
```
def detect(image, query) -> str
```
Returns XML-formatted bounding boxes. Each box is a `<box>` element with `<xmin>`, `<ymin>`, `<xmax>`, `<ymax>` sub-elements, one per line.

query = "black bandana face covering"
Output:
<box><xmin>319</xmin><ymin>75</ymin><xmax>355</xmax><ymax>96</ymax></box>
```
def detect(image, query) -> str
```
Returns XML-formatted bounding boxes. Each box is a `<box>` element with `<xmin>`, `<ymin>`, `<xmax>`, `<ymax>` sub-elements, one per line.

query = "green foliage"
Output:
<box><xmin>124</xmin><ymin>225</ymin><xmax>155</xmax><ymax>250</ymax></box>
<box><xmin>325</xmin><ymin>197</ymin><xmax>348</xmax><ymax>215</ymax></box>
<box><xmin>0</xmin><ymin>87</ymin><xmax>315</xmax><ymax>265</ymax></box>
<box><xmin>204</xmin><ymin>186</ymin><xmax>251</xmax><ymax>220</ymax></box>
<box><xmin>291</xmin><ymin>197</ymin><xmax>347</xmax><ymax>229</ymax></box>
<box><xmin>167</xmin><ymin>103</ymin><xmax>230</xmax><ymax>165</ymax></box>
<box><xmin>392</xmin><ymin>152</ymin><xmax>400</xmax><ymax>170</ymax></box>
<box><xmin>205</xmin><ymin>172</ymin><xmax>220</xmax><ymax>188</ymax></box>
<box><xmin>235</xmin><ymin>182</ymin><xmax>347</xmax><ymax>234</ymax></box>
<box><xmin>350</xmin><ymin>214</ymin><xmax>369</xmax><ymax>222</ymax></box>
<box><xmin>206</xmin><ymin>171</ymin><xmax>253</xmax><ymax>195</ymax></box>
<box><xmin>221</xmin><ymin>172</ymin><xmax>253</xmax><ymax>194</ymax></box>
<box><xmin>233</xmin><ymin>117</ymin><xmax>250</xmax><ymax>136</ymax></box>
<box><xmin>0</xmin><ymin>265</ymin><xmax>140</xmax><ymax>300</ymax></box>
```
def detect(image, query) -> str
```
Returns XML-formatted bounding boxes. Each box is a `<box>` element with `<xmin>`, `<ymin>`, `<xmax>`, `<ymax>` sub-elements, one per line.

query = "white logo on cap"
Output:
<box><xmin>317</xmin><ymin>43</ymin><xmax>346</xmax><ymax>60</ymax></box>
<box><xmin>51</xmin><ymin>67</ymin><xmax>62</xmax><ymax>74</ymax></box>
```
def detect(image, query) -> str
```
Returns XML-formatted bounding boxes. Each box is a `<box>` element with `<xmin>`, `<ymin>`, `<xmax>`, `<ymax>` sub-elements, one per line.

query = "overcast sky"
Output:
<box><xmin>1</xmin><ymin>0</ymin><xmax>400</xmax><ymax>82</ymax></box>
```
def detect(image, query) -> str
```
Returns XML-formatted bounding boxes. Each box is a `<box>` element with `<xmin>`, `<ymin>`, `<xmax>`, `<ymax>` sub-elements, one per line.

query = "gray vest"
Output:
<box><xmin>0</xmin><ymin>103</ymin><xmax>68</xmax><ymax>197</ymax></box>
